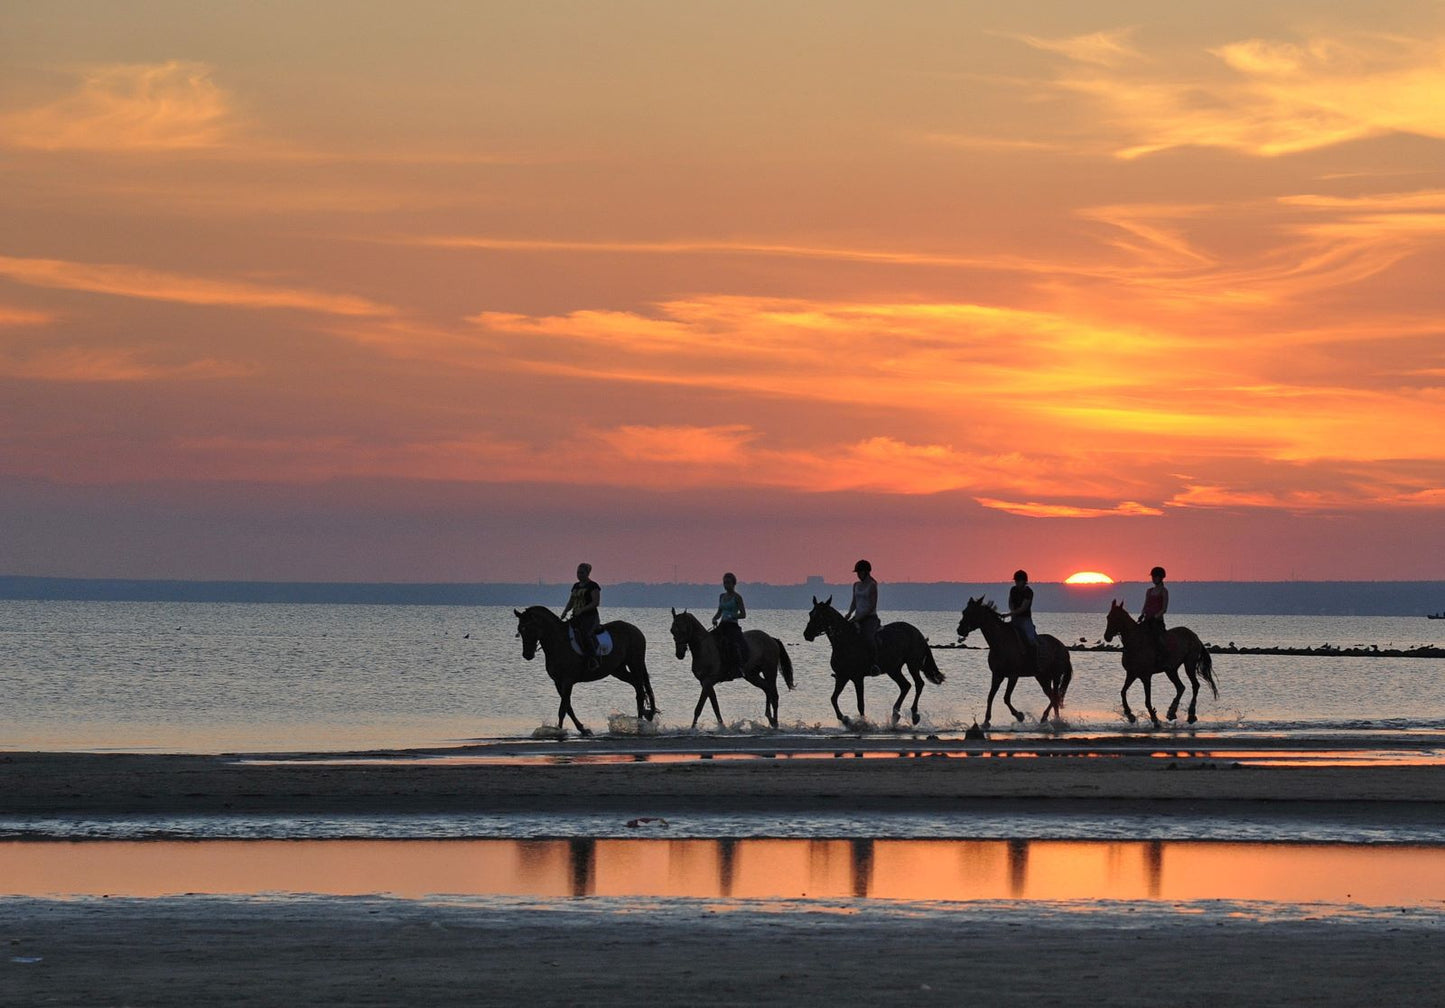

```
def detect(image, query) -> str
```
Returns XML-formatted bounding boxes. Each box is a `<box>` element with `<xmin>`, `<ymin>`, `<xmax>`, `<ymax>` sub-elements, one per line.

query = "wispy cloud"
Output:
<box><xmin>0</xmin><ymin>345</ymin><xmax>248</xmax><ymax>382</ymax></box>
<box><xmin>0</xmin><ymin>255</ymin><xmax>392</xmax><ymax>316</ymax></box>
<box><xmin>1</xmin><ymin>61</ymin><xmax>237</xmax><ymax>151</ymax></box>
<box><xmin>1015</xmin><ymin>30</ymin><xmax>1445</xmax><ymax>158</ymax></box>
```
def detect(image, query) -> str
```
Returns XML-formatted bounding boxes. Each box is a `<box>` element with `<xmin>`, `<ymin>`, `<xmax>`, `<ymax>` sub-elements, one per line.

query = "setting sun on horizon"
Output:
<box><xmin>0</xmin><ymin>2</ymin><xmax>1441</xmax><ymax>584</ymax></box>
<box><xmin>1064</xmin><ymin>572</ymin><xmax>1116</xmax><ymax>586</ymax></box>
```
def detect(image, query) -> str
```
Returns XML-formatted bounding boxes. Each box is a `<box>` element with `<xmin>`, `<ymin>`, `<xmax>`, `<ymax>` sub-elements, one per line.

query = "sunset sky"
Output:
<box><xmin>2</xmin><ymin>1</ymin><xmax>1442</xmax><ymax>584</ymax></box>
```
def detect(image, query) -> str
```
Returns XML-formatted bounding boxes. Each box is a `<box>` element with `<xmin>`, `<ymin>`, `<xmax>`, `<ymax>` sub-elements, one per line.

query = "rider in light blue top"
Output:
<box><xmin>711</xmin><ymin>572</ymin><xmax>748</xmax><ymax>673</ymax></box>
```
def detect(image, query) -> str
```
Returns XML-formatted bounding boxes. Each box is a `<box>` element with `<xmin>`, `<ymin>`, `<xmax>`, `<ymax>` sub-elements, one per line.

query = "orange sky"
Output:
<box><xmin>1</xmin><ymin>2</ymin><xmax>1442</xmax><ymax>582</ymax></box>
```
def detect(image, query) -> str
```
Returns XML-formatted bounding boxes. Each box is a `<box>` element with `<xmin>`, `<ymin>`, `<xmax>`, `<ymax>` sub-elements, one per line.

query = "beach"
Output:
<box><xmin>5</xmin><ymin>737</ymin><xmax>1445</xmax><ymax>1006</ymax></box>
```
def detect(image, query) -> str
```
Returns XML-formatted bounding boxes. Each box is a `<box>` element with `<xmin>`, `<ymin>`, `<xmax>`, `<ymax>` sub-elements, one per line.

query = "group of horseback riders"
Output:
<box><xmin>562</xmin><ymin>560</ymin><xmax>1175</xmax><ymax>676</ymax></box>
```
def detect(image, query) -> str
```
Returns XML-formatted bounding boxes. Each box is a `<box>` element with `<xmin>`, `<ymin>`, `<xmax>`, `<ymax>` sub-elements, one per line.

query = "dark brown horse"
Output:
<box><xmin>669</xmin><ymin>609</ymin><xmax>795</xmax><ymax>729</ymax></box>
<box><xmin>802</xmin><ymin>596</ymin><xmax>944</xmax><ymax>728</ymax></box>
<box><xmin>1104</xmin><ymin>600</ymin><xmax>1218</xmax><ymax>726</ymax></box>
<box><xmin>513</xmin><ymin>605</ymin><xmax>656</xmax><ymax>736</ymax></box>
<box><xmin>956</xmin><ymin>596</ymin><xmax>1073</xmax><ymax>728</ymax></box>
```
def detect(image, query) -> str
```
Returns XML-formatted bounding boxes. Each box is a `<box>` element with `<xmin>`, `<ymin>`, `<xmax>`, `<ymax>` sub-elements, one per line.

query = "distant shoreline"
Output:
<box><xmin>3</xmin><ymin>575</ymin><xmax>1444</xmax><ymax>616</ymax></box>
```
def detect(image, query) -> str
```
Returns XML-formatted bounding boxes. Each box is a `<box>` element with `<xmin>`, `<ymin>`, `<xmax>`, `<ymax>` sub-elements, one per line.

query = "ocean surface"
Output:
<box><xmin>2</xmin><ymin>600</ymin><xmax>1443</xmax><ymax>753</ymax></box>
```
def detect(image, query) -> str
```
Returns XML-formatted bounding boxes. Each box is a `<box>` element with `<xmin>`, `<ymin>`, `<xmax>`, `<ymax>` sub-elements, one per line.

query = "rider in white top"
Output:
<box><xmin>844</xmin><ymin>559</ymin><xmax>881</xmax><ymax>673</ymax></box>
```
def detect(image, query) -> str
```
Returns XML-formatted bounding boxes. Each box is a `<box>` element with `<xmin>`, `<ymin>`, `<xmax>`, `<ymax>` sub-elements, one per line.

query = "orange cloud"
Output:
<box><xmin>2</xmin><ymin>61</ymin><xmax>237</xmax><ymax>151</ymax></box>
<box><xmin>975</xmin><ymin>498</ymin><xmax>1164</xmax><ymax>519</ymax></box>
<box><xmin>0</xmin><ymin>255</ymin><xmax>391</xmax><ymax>316</ymax></box>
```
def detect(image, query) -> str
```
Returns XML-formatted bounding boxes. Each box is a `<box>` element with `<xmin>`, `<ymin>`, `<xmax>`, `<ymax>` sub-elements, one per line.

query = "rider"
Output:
<box><xmin>711</xmin><ymin>572</ymin><xmax>748</xmax><ymax>675</ymax></box>
<box><xmin>844</xmin><ymin>559</ymin><xmax>881</xmax><ymax>674</ymax></box>
<box><xmin>560</xmin><ymin>562</ymin><xmax>602</xmax><ymax>671</ymax></box>
<box><xmin>1141</xmin><ymin>565</ymin><xmax>1170</xmax><ymax>671</ymax></box>
<box><xmin>1006</xmin><ymin>569</ymin><xmax>1039</xmax><ymax>668</ymax></box>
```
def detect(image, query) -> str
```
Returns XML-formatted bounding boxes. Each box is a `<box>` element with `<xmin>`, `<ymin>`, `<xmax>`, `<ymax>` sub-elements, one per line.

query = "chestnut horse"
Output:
<box><xmin>956</xmin><ymin>596</ymin><xmax>1073</xmax><ymax>728</ymax></box>
<box><xmin>513</xmin><ymin>605</ymin><xmax>656</xmax><ymax>736</ymax></box>
<box><xmin>669</xmin><ymin>609</ymin><xmax>795</xmax><ymax>729</ymax></box>
<box><xmin>1104</xmin><ymin>600</ymin><xmax>1218</xmax><ymax>726</ymax></box>
<box><xmin>802</xmin><ymin>596</ymin><xmax>944</xmax><ymax>728</ymax></box>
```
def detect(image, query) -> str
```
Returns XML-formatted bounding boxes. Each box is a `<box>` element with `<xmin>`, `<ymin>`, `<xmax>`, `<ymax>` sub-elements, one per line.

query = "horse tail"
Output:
<box><xmin>1056</xmin><ymin>644</ymin><xmax>1074</xmax><ymax>708</ymax></box>
<box><xmin>921</xmin><ymin>637</ymin><xmax>945</xmax><ymax>685</ymax></box>
<box><xmin>774</xmin><ymin>637</ymin><xmax>795</xmax><ymax>690</ymax></box>
<box><xmin>1196</xmin><ymin>644</ymin><xmax>1218</xmax><ymax>699</ymax></box>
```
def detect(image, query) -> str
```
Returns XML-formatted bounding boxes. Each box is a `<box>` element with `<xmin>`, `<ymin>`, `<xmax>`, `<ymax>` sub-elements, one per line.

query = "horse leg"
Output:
<box><xmin>691</xmin><ymin>687</ymin><xmax>708</xmax><ymax>729</ymax></box>
<box><xmin>984</xmin><ymin>674</ymin><xmax>1004</xmax><ymax>729</ymax></box>
<box><xmin>907</xmin><ymin>669</ymin><xmax>924</xmax><ymax>726</ymax></box>
<box><xmin>830</xmin><ymin>676</ymin><xmax>851</xmax><ymax>727</ymax></box>
<box><xmin>707</xmin><ymin>683</ymin><xmax>725</xmax><ymax>728</ymax></box>
<box><xmin>853</xmin><ymin>675</ymin><xmax>866</xmax><ymax>723</ymax></box>
<box><xmin>1121</xmin><ymin>674</ymin><xmax>1137</xmax><ymax>724</ymax></box>
<box><xmin>1186</xmin><ymin>669</ymin><xmax>1201</xmax><ymax>723</ymax></box>
<box><xmin>1038</xmin><ymin>676</ymin><xmax>1057</xmax><ymax>722</ymax></box>
<box><xmin>1002</xmin><ymin>676</ymin><xmax>1026</xmax><ymax>722</ymax></box>
<box><xmin>1141</xmin><ymin>674</ymin><xmax>1160</xmax><ymax>727</ymax></box>
<box><xmin>887</xmin><ymin>668</ymin><xmax>909</xmax><ymax>728</ymax></box>
<box><xmin>558</xmin><ymin>683</ymin><xmax>590</xmax><ymax>737</ymax></box>
<box><xmin>1164</xmin><ymin>668</ymin><xmax>1185</xmax><ymax>721</ymax></box>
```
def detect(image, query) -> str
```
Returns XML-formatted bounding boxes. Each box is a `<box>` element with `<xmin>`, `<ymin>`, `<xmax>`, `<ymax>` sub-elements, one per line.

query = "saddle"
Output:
<box><xmin>567</xmin><ymin>626</ymin><xmax>614</xmax><ymax>657</ymax></box>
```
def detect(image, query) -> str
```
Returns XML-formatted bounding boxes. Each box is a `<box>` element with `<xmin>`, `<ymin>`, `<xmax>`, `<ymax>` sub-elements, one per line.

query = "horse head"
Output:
<box><xmin>956</xmin><ymin>596</ymin><xmax>993</xmax><ymax>641</ymax></box>
<box><xmin>514</xmin><ymin>605</ymin><xmax>551</xmax><ymax>661</ymax></box>
<box><xmin>1103</xmin><ymin>599</ymin><xmax>1134</xmax><ymax>642</ymax></box>
<box><xmin>669</xmin><ymin>607</ymin><xmax>694</xmax><ymax>660</ymax></box>
<box><xmin>803</xmin><ymin>595</ymin><xmax>836</xmax><ymax>642</ymax></box>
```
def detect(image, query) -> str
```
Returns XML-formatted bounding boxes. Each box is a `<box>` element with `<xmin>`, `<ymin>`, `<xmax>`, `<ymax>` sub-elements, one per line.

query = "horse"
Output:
<box><xmin>1104</xmin><ymin>600</ymin><xmax>1218</xmax><ymax>726</ymax></box>
<box><xmin>669</xmin><ymin>609</ymin><xmax>795</xmax><ymax>729</ymax></box>
<box><xmin>802</xmin><ymin>596</ymin><xmax>944</xmax><ymax>728</ymax></box>
<box><xmin>955</xmin><ymin>596</ymin><xmax>1073</xmax><ymax>728</ymax></box>
<box><xmin>513</xmin><ymin>605</ymin><xmax>657</xmax><ymax>736</ymax></box>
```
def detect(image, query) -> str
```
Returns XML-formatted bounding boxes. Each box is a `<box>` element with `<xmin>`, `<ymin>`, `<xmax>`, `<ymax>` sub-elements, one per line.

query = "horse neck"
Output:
<box><xmin>677</xmin><ymin>615</ymin><xmax>712</xmax><ymax>652</ymax></box>
<box><xmin>819</xmin><ymin>610</ymin><xmax>860</xmax><ymax>649</ymax></box>
<box><xmin>971</xmin><ymin>609</ymin><xmax>1013</xmax><ymax>649</ymax></box>
<box><xmin>530</xmin><ymin>608</ymin><xmax>572</xmax><ymax>655</ymax></box>
<box><xmin>1110</xmin><ymin>613</ymin><xmax>1145</xmax><ymax>647</ymax></box>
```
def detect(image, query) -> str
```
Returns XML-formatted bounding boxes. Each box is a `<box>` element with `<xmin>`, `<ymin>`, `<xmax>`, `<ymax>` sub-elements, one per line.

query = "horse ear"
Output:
<box><xmin>811</xmin><ymin>595</ymin><xmax>818</xmax><ymax>605</ymax></box>
<box><xmin>824</xmin><ymin>595</ymin><xmax>833</xmax><ymax>607</ymax></box>
<box><xmin>671</xmin><ymin>607</ymin><xmax>676</xmax><ymax>617</ymax></box>
<box><xmin>513</xmin><ymin>608</ymin><xmax>523</xmax><ymax>618</ymax></box>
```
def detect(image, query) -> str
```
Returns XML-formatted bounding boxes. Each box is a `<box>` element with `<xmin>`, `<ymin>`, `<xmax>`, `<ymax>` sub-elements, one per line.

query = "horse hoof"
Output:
<box><xmin>1188</xmin><ymin>714</ymin><xmax>1198</xmax><ymax>724</ymax></box>
<box><xmin>911</xmin><ymin>712</ymin><xmax>921</xmax><ymax>726</ymax></box>
<box><xmin>1013</xmin><ymin>712</ymin><xmax>1025</xmax><ymax>723</ymax></box>
<box><xmin>1125</xmin><ymin>714</ymin><xmax>1137</xmax><ymax>724</ymax></box>
<box><xmin>579</xmin><ymin>728</ymin><xmax>593</xmax><ymax>737</ymax></box>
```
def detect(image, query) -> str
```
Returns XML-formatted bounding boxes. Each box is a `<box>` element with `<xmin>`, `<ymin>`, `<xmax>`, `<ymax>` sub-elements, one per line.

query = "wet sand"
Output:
<box><xmin>4</xmin><ymin>738</ymin><xmax>1444</xmax><ymax>1006</ymax></box>
<box><xmin>6</xmin><ymin>736</ymin><xmax>1445</xmax><ymax>820</ymax></box>
<box><xmin>5</xmin><ymin>896</ymin><xmax>1442</xmax><ymax>1007</ymax></box>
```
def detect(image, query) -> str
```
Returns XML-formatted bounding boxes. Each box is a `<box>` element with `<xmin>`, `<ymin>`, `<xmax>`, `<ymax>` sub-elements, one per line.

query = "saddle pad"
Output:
<box><xmin>568</xmin><ymin>627</ymin><xmax>613</xmax><ymax>657</ymax></box>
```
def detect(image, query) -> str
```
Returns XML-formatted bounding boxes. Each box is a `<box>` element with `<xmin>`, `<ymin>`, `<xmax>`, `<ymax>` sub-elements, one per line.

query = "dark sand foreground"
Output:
<box><xmin>4</xmin><ymin>737</ymin><xmax>1444</xmax><ymax>1006</ymax></box>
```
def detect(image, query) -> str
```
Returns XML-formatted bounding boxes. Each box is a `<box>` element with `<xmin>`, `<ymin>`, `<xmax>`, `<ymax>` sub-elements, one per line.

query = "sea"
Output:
<box><xmin>2</xmin><ymin>600</ymin><xmax>1443</xmax><ymax>753</ymax></box>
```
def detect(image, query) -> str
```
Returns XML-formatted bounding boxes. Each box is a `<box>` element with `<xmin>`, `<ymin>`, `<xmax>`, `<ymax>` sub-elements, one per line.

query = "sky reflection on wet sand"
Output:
<box><xmin>6</xmin><ymin>838</ymin><xmax>1443</xmax><ymax>909</ymax></box>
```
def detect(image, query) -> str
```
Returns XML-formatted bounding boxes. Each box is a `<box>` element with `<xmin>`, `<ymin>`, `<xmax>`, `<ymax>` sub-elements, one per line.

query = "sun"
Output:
<box><xmin>1065</xmin><ymin>571</ymin><xmax>1115</xmax><ymax>585</ymax></box>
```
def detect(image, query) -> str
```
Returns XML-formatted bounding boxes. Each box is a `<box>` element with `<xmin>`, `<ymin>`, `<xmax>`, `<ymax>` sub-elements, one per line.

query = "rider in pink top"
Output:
<box><xmin>1141</xmin><ymin>566</ymin><xmax>1169</xmax><ymax>670</ymax></box>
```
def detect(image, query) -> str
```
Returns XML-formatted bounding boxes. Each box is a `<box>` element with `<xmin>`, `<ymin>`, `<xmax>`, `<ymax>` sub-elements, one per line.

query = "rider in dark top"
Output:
<box><xmin>560</xmin><ymin>562</ymin><xmax>602</xmax><ymax>671</ymax></box>
<box><xmin>1006</xmin><ymin>569</ymin><xmax>1039</xmax><ymax>667</ymax></box>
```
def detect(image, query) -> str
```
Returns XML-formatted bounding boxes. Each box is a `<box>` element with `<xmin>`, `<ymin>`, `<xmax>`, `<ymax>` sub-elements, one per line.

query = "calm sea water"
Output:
<box><xmin>1</xmin><ymin>601</ymin><xmax>1443</xmax><ymax>752</ymax></box>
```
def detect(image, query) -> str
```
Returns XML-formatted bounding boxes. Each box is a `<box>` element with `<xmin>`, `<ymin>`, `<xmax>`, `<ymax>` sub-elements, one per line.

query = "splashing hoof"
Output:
<box><xmin>578</xmin><ymin>727</ymin><xmax>594</xmax><ymax>737</ymax></box>
<box><xmin>1124</xmin><ymin>713</ymin><xmax>1137</xmax><ymax>724</ymax></box>
<box><xmin>1013</xmin><ymin>711</ymin><xmax>1026</xmax><ymax>723</ymax></box>
<box><xmin>1187</xmin><ymin>713</ymin><xmax>1198</xmax><ymax>724</ymax></box>
<box><xmin>910</xmin><ymin>711</ymin><xmax>921</xmax><ymax>726</ymax></box>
